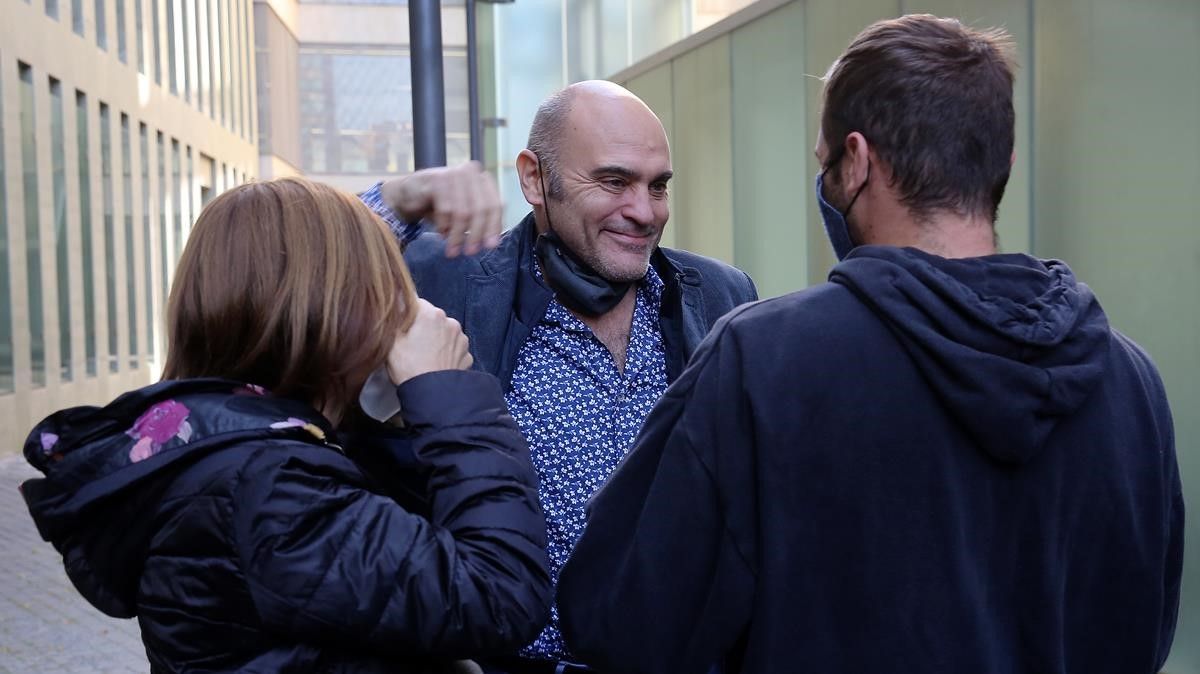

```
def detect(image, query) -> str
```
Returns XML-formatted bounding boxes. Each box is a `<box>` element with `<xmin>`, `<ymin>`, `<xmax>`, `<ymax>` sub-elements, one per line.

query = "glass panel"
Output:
<box><xmin>158</xmin><ymin>132</ymin><xmax>170</xmax><ymax>302</ymax></box>
<box><xmin>20</xmin><ymin>64</ymin><xmax>46</xmax><ymax>387</ymax></box>
<box><xmin>182</xmin><ymin>0</ymin><xmax>192</xmax><ymax>102</ymax></box>
<box><xmin>152</xmin><ymin>0</ymin><xmax>162</xmax><ymax>84</ymax></box>
<box><xmin>234</xmin><ymin>0</ymin><xmax>245</xmax><ymax>137</ymax></box>
<box><xmin>77</xmin><ymin>91</ymin><xmax>97</xmax><ymax>376</ymax></box>
<box><xmin>630</xmin><ymin>0</ymin><xmax>687</xmax><ymax>63</ymax></box>
<box><xmin>298</xmin><ymin>49</ymin><xmax>417</xmax><ymax>175</ymax></box>
<box><xmin>122</xmin><ymin>114</ymin><xmax>137</xmax><ymax>367</ymax></box>
<box><xmin>117</xmin><ymin>0</ymin><xmax>128</xmax><ymax>63</ymax></box>
<box><xmin>218</xmin><ymin>0</ymin><xmax>228</xmax><ymax>127</ymax></box>
<box><xmin>566</xmin><ymin>0</ymin><xmax>628</xmax><ymax>82</ymax></box>
<box><xmin>185</xmin><ymin>147</ymin><xmax>194</xmax><ymax>246</ymax></box>
<box><xmin>167</xmin><ymin>0</ymin><xmax>178</xmax><ymax>94</ymax></box>
<box><xmin>195</xmin><ymin>0</ymin><xmax>207</xmax><ymax>114</ymax></box>
<box><xmin>140</xmin><ymin>124</ymin><xmax>154</xmax><ymax>365</ymax></box>
<box><xmin>493</xmin><ymin>1</ymin><xmax>565</xmax><ymax>226</ymax></box>
<box><xmin>46</xmin><ymin>0</ymin><xmax>59</xmax><ymax>20</ymax></box>
<box><xmin>51</xmin><ymin>78</ymin><xmax>73</xmax><ymax>382</ymax></box>
<box><xmin>207</xmin><ymin>0</ymin><xmax>217</xmax><ymax>117</ymax></box>
<box><xmin>96</xmin><ymin>0</ymin><xmax>108</xmax><ymax>50</ymax></box>
<box><xmin>136</xmin><ymin>0</ymin><xmax>146</xmax><ymax>73</ymax></box>
<box><xmin>445</xmin><ymin>52</ymin><xmax>469</xmax><ymax>166</ymax></box>
<box><xmin>242</xmin><ymin>0</ymin><xmax>252</xmax><ymax>141</ymax></box>
<box><xmin>171</xmin><ymin>139</ymin><xmax>181</xmax><ymax>264</ymax></box>
<box><xmin>72</xmin><ymin>0</ymin><xmax>84</xmax><ymax>35</ymax></box>
<box><xmin>0</xmin><ymin>73</ymin><xmax>13</xmax><ymax>392</ymax></box>
<box><xmin>100</xmin><ymin>102</ymin><xmax>118</xmax><ymax>373</ymax></box>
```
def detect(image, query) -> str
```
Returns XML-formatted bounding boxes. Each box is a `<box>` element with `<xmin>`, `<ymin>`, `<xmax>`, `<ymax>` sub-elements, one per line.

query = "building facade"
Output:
<box><xmin>255</xmin><ymin>0</ymin><xmax>471</xmax><ymax>193</ymax></box>
<box><xmin>0</xmin><ymin>0</ymin><xmax>258</xmax><ymax>452</ymax></box>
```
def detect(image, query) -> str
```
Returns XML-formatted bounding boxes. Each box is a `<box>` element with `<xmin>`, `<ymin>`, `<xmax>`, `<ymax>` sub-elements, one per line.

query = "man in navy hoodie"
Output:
<box><xmin>557</xmin><ymin>14</ymin><xmax>1183</xmax><ymax>674</ymax></box>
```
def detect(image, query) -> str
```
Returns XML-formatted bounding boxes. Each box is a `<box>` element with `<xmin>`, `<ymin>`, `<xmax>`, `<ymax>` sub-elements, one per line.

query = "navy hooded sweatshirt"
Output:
<box><xmin>557</xmin><ymin>245</ymin><xmax>1183</xmax><ymax>674</ymax></box>
<box><xmin>21</xmin><ymin>372</ymin><xmax>552</xmax><ymax>673</ymax></box>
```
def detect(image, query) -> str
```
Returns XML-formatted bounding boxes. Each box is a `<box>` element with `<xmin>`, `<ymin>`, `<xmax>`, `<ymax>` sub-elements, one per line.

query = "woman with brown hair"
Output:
<box><xmin>21</xmin><ymin>177</ymin><xmax>552</xmax><ymax>673</ymax></box>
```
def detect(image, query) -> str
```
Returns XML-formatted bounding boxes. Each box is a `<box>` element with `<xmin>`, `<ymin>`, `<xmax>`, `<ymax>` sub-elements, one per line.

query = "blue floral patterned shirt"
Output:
<box><xmin>511</xmin><ymin>262</ymin><xmax>668</xmax><ymax>660</ymax></box>
<box><xmin>360</xmin><ymin>182</ymin><xmax>670</xmax><ymax>661</ymax></box>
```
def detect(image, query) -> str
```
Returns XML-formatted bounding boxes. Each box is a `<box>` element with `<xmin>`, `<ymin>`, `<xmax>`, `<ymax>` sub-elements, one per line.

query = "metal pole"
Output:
<box><xmin>466</xmin><ymin>0</ymin><xmax>482</xmax><ymax>162</ymax></box>
<box><xmin>409</xmin><ymin>0</ymin><xmax>447</xmax><ymax>169</ymax></box>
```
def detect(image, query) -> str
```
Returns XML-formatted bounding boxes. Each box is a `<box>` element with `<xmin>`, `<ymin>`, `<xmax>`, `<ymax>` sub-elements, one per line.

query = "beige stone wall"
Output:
<box><xmin>0</xmin><ymin>0</ymin><xmax>259</xmax><ymax>456</ymax></box>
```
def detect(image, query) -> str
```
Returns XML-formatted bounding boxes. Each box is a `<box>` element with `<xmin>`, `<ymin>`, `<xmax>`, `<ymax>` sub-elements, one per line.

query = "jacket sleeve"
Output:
<box><xmin>232</xmin><ymin>370</ymin><xmax>552</xmax><ymax>657</ymax></box>
<box><xmin>359</xmin><ymin>181</ymin><xmax>425</xmax><ymax>248</ymax></box>
<box><xmin>558</xmin><ymin>314</ymin><xmax>757</xmax><ymax>674</ymax></box>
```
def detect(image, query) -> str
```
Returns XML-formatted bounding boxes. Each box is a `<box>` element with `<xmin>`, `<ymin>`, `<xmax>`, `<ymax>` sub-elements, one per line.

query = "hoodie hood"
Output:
<box><xmin>830</xmin><ymin>246</ymin><xmax>1112</xmax><ymax>464</ymax></box>
<box><xmin>21</xmin><ymin>378</ymin><xmax>335</xmax><ymax>618</ymax></box>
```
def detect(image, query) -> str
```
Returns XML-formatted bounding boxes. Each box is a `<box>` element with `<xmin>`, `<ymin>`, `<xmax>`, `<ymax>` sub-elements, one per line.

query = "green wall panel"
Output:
<box><xmin>671</xmin><ymin>34</ymin><xmax>735</xmax><ymax>264</ymax></box>
<box><xmin>730</xmin><ymin>1</ymin><xmax>809</xmax><ymax>298</ymax></box>
<box><xmin>1033</xmin><ymin>2</ymin><xmax>1200</xmax><ymax>669</ymax></box>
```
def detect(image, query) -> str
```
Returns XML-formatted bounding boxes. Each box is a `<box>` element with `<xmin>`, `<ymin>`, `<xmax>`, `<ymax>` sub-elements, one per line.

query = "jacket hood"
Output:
<box><xmin>21</xmin><ymin>378</ymin><xmax>335</xmax><ymax>618</ymax></box>
<box><xmin>830</xmin><ymin>246</ymin><xmax>1112</xmax><ymax>464</ymax></box>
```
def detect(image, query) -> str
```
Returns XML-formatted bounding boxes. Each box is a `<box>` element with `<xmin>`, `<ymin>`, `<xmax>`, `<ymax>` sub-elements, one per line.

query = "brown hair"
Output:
<box><xmin>163</xmin><ymin>177</ymin><xmax>417</xmax><ymax>422</ymax></box>
<box><xmin>822</xmin><ymin>14</ymin><xmax>1017</xmax><ymax>222</ymax></box>
<box><xmin>527</xmin><ymin>86</ymin><xmax>577</xmax><ymax>200</ymax></box>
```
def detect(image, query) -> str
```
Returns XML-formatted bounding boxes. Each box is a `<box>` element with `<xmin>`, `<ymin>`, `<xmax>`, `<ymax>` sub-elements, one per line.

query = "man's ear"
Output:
<box><xmin>516</xmin><ymin>149</ymin><xmax>543</xmax><ymax>207</ymax></box>
<box><xmin>842</xmin><ymin>131</ymin><xmax>872</xmax><ymax>194</ymax></box>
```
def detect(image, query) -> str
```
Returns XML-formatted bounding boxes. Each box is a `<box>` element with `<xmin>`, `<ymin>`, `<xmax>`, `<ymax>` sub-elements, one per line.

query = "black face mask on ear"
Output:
<box><xmin>532</xmin><ymin>158</ymin><xmax>632</xmax><ymax>317</ymax></box>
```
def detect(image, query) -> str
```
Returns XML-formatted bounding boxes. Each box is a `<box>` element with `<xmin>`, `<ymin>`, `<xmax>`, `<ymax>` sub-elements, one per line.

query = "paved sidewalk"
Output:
<box><xmin>0</xmin><ymin>454</ymin><xmax>148</xmax><ymax>673</ymax></box>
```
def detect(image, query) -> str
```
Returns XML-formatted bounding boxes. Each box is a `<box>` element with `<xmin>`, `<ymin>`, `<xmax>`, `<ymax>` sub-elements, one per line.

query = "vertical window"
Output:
<box><xmin>233</xmin><ymin>0</ymin><xmax>243</xmax><ymax>137</ymax></box>
<box><xmin>72</xmin><ymin>0</ymin><xmax>84</xmax><ymax>35</ymax></box>
<box><xmin>152</xmin><ymin>0</ymin><xmax>163</xmax><ymax>84</ymax></box>
<box><xmin>136</xmin><ymin>0</ymin><xmax>146</xmax><ymax>73</ymax></box>
<box><xmin>166</xmin><ymin>0</ymin><xmax>178</xmax><ymax>94</ymax></box>
<box><xmin>185</xmin><ymin>146</ymin><xmax>194</xmax><ymax>247</ymax></box>
<box><xmin>158</xmin><ymin>132</ymin><xmax>170</xmax><ymax>302</ymax></box>
<box><xmin>181</xmin><ymin>0</ymin><xmax>192</xmax><ymax>103</ymax></box>
<box><xmin>242</xmin><ymin>0</ymin><xmax>251</xmax><ymax>140</ymax></box>
<box><xmin>140</xmin><ymin>124</ymin><xmax>154</xmax><ymax>365</ymax></box>
<box><xmin>206</xmin><ymin>0</ymin><xmax>217</xmax><ymax>117</ymax></box>
<box><xmin>20</xmin><ymin>64</ymin><xmax>46</xmax><ymax>387</ymax></box>
<box><xmin>51</xmin><ymin>78</ymin><xmax>73</xmax><ymax>382</ymax></box>
<box><xmin>219</xmin><ymin>0</ymin><xmax>230</xmax><ymax>127</ymax></box>
<box><xmin>117</xmin><ymin>0</ymin><xmax>128</xmax><ymax>63</ymax></box>
<box><xmin>0</xmin><ymin>72</ymin><xmax>13</xmax><ymax>392</ymax></box>
<box><xmin>195</xmin><ymin>0</ymin><xmax>207</xmax><ymax>114</ymax></box>
<box><xmin>171</xmin><ymin>139</ymin><xmax>182</xmax><ymax>266</ymax></box>
<box><xmin>46</xmin><ymin>0</ymin><xmax>59</xmax><ymax>20</ymax></box>
<box><xmin>100</xmin><ymin>103</ymin><xmax>118</xmax><ymax>373</ymax></box>
<box><xmin>96</xmin><ymin>0</ymin><xmax>108</xmax><ymax>50</ymax></box>
<box><xmin>122</xmin><ymin>114</ymin><xmax>138</xmax><ymax>368</ymax></box>
<box><xmin>77</xmin><ymin>91</ymin><xmax>97</xmax><ymax>376</ymax></box>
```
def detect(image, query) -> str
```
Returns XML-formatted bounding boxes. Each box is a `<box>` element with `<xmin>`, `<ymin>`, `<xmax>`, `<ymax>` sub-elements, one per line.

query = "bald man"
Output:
<box><xmin>358</xmin><ymin>81</ymin><xmax>758</xmax><ymax>673</ymax></box>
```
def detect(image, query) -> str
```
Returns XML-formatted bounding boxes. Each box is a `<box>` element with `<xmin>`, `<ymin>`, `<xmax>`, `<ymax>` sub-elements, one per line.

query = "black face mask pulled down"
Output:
<box><xmin>534</xmin><ymin>229</ymin><xmax>632</xmax><ymax>317</ymax></box>
<box><xmin>532</xmin><ymin>156</ymin><xmax>633</xmax><ymax>317</ymax></box>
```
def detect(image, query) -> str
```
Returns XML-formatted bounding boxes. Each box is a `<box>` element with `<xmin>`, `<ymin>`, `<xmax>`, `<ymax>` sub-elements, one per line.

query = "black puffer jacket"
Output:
<box><xmin>22</xmin><ymin>371</ymin><xmax>552</xmax><ymax>673</ymax></box>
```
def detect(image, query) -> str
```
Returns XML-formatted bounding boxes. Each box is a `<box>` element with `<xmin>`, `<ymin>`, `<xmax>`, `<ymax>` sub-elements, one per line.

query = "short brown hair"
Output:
<box><xmin>163</xmin><ymin>177</ymin><xmax>417</xmax><ymax>422</ymax></box>
<box><xmin>527</xmin><ymin>86</ymin><xmax>576</xmax><ymax>200</ymax></box>
<box><xmin>822</xmin><ymin>14</ymin><xmax>1016</xmax><ymax>222</ymax></box>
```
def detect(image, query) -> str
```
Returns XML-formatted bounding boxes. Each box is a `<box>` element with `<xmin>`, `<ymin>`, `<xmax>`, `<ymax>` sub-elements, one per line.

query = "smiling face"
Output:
<box><xmin>541</xmin><ymin>88</ymin><xmax>673</xmax><ymax>283</ymax></box>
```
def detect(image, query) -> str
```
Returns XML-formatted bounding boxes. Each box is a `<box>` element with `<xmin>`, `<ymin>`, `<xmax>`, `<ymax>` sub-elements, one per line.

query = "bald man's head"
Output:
<box><xmin>526</xmin><ymin>81</ymin><xmax>664</xmax><ymax>199</ymax></box>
